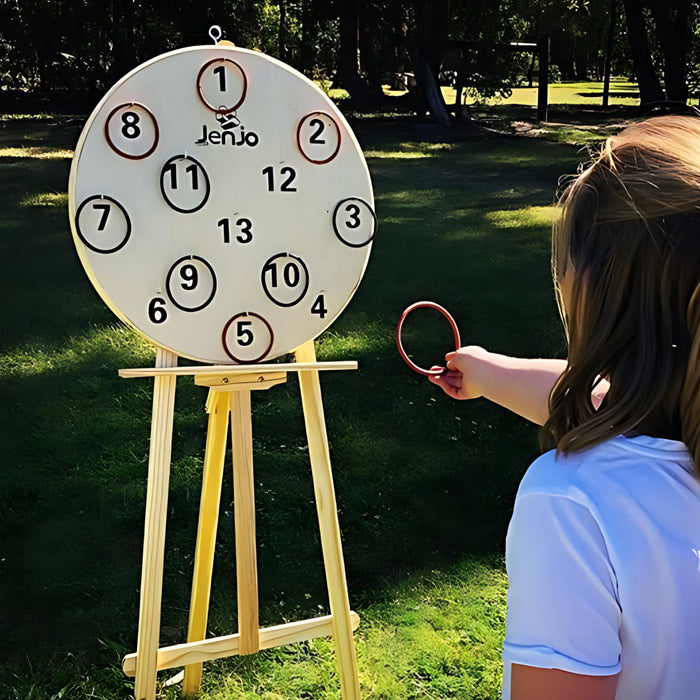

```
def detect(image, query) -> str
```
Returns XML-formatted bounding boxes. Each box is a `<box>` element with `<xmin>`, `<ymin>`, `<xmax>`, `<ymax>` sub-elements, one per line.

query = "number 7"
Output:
<box><xmin>92</xmin><ymin>203</ymin><xmax>110</xmax><ymax>231</ymax></box>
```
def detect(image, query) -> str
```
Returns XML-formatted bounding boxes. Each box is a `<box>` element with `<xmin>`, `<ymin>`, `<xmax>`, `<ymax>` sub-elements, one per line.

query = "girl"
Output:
<box><xmin>430</xmin><ymin>116</ymin><xmax>700</xmax><ymax>700</ymax></box>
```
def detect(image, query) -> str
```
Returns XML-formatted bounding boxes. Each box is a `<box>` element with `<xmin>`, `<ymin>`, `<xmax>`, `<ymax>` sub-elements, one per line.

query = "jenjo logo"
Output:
<box><xmin>195</xmin><ymin>112</ymin><xmax>259</xmax><ymax>147</ymax></box>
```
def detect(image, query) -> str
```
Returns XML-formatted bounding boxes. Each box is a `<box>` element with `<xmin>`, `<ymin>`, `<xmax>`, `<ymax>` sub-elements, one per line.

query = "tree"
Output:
<box><xmin>621</xmin><ymin>0</ymin><xmax>693</xmax><ymax>104</ymax></box>
<box><xmin>647</xmin><ymin>0</ymin><xmax>692</xmax><ymax>102</ymax></box>
<box><xmin>413</xmin><ymin>0</ymin><xmax>451</xmax><ymax>125</ymax></box>
<box><xmin>621</xmin><ymin>0</ymin><xmax>665</xmax><ymax>103</ymax></box>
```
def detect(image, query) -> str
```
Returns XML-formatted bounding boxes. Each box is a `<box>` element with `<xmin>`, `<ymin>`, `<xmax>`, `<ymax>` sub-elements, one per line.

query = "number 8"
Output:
<box><xmin>121</xmin><ymin>111</ymin><xmax>141</xmax><ymax>139</ymax></box>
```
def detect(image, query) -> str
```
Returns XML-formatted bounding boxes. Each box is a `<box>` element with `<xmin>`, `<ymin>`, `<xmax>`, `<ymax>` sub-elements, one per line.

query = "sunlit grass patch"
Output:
<box><xmin>365</xmin><ymin>141</ymin><xmax>457</xmax><ymax>160</ymax></box>
<box><xmin>316</xmin><ymin>320</ymin><xmax>393</xmax><ymax>360</ymax></box>
<box><xmin>485</xmin><ymin>205</ymin><xmax>556</xmax><ymax>229</ymax></box>
<box><xmin>0</xmin><ymin>145</ymin><xmax>74</xmax><ymax>159</ymax></box>
<box><xmin>0</xmin><ymin>323</ymin><xmax>154</xmax><ymax>377</ymax></box>
<box><xmin>523</xmin><ymin>123</ymin><xmax>622</xmax><ymax>146</ymax></box>
<box><xmin>354</xmin><ymin>557</ymin><xmax>506</xmax><ymax>700</ymax></box>
<box><xmin>444</xmin><ymin>79</ymin><xmax>640</xmax><ymax>109</ymax></box>
<box><xmin>167</xmin><ymin>556</ymin><xmax>506</xmax><ymax>700</ymax></box>
<box><xmin>0</xmin><ymin>112</ymin><xmax>56</xmax><ymax>120</ymax></box>
<box><xmin>366</xmin><ymin>150</ymin><xmax>438</xmax><ymax>160</ymax></box>
<box><xmin>19</xmin><ymin>191</ymin><xmax>69</xmax><ymax>207</ymax></box>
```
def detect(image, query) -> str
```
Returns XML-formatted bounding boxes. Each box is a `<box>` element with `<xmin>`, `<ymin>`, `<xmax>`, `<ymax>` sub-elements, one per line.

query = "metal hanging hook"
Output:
<box><xmin>209</xmin><ymin>25</ymin><xmax>223</xmax><ymax>44</ymax></box>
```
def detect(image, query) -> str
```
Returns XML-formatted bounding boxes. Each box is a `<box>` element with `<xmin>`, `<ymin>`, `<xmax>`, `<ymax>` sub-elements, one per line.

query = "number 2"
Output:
<box><xmin>309</xmin><ymin>118</ymin><xmax>325</xmax><ymax>144</ymax></box>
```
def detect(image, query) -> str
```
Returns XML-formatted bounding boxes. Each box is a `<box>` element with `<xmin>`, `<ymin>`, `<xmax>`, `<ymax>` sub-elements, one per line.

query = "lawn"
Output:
<box><xmin>456</xmin><ymin>78</ymin><xmax>641</xmax><ymax>108</ymax></box>
<box><xmin>0</xmin><ymin>103</ymin><xmax>599</xmax><ymax>698</ymax></box>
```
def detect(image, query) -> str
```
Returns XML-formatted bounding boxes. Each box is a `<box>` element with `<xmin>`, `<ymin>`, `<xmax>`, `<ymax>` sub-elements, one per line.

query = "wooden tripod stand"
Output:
<box><xmin>119</xmin><ymin>340</ymin><xmax>361</xmax><ymax>699</ymax></box>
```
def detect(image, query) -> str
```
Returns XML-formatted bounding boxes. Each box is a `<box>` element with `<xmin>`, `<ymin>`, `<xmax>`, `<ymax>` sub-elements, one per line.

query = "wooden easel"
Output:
<box><xmin>119</xmin><ymin>340</ymin><xmax>361</xmax><ymax>700</ymax></box>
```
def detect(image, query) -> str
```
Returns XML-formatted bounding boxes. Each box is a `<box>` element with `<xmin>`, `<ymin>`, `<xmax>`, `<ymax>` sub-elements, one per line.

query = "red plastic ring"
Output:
<box><xmin>396</xmin><ymin>301</ymin><xmax>461</xmax><ymax>376</ymax></box>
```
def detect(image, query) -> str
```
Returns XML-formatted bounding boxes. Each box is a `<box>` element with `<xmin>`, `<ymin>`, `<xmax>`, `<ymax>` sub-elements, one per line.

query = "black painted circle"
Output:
<box><xmin>75</xmin><ymin>195</ymin><xmax>132</xmax><ymax>254</ymax></box>
<box><xmin>159</xmin><ymin>155</ymin><xmax>211</xmax><ymax>213</ymax></box>
<box><xmin>261</xmin><ymin>253</ymin><xmax>310</xmax><ymax>307</ymax></box>
<box><xmin>165</xmin><ymin>255</ymin><xmax>217</xmax><ymax>312</ymax></box>
<box><xmin>332</xmin><ymin>197</ymin><xmax>376</xmax><ymax>248</ymax></box>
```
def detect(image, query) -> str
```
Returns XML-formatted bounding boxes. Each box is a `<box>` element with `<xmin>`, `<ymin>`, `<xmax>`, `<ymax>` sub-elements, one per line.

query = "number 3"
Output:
<box><xmin>345</xmin><ymin>203</ymin><xmax>361</xmax><ymax>229</ymax></box>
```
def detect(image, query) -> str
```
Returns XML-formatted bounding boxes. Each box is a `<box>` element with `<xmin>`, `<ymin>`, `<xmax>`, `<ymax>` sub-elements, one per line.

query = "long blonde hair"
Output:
<box><xmin>543</xmin><ymin>116</ymin><xmax>700</xmax><ymax>476</ymax></box>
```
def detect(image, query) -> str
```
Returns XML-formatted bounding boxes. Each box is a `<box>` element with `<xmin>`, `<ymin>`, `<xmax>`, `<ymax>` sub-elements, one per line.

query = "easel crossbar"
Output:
<box><xmin>118</xmin><ymin>361</ymin><xmax>357</xmax><ymax>379</ymax></box>
<box><xmin>122</xmin><ymin>611</ymin><xmax>360</xmax><ymax>676</ymax></box>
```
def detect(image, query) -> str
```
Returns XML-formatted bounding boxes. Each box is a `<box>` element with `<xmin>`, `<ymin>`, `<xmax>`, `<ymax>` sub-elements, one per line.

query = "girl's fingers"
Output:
<box><xmin>440</xmin><ymin>370</ymin><xmax>462</xmax><ymax>388</ymax></box>
<box><xmin>428</xmin><ymin>368</ymin><xmax>463</xmax><ymax>399</ymax></box>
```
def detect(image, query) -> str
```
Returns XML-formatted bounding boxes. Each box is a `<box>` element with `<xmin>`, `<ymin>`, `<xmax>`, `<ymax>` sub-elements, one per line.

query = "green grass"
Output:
<box><xmin>0</xmin><ymin>109</ymin><xmax>598</xmax><ymax>698</ymax></box>
<box><xmin>459</xmin><ymin>78</ymin><xmax>640</xmax><ymax>108</ymax></box>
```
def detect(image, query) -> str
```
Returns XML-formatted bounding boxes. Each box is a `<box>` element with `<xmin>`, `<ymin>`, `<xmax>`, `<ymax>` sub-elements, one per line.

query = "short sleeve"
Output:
<box><xmin>502</xmin><ymin>491</ymin><xmax>622</xmax><ymax>697</ymax></box>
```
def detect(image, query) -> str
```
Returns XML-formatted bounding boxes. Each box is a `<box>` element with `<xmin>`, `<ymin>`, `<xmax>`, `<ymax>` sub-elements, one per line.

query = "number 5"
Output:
<box><xmin>237</xmin><ymin>320</ymin><xmax>253</xmax><ymax>346</ymax></box>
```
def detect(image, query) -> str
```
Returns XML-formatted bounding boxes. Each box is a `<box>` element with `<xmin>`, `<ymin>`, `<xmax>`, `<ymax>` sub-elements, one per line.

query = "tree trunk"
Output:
<box><xmin>112</xmin><ymin>0</ymin><xmax>136</xmax><ymax>81</ymax></box>
<box><xmin>537</xmin><ymin>36</ymin><xmax>549</xmax><ymax>122</ymax></box>
<box><xmin>527</xmin><ymin>51</ymin><xmax>536</xmax><ymax>88</ymax></box>
<box><xmin>647</xmin><ymin>0</ymin><xmax>691</xmax><ymax>103</ymax></box>
<box><xmin>621</xmin><ymin>0</ymin><xmax>665</xmax><ymax>104</ymax></box>
<box><xmin>180</xmin><ymin>1</ymin><xmax>211</xmax><ymax>47</ymax></box>
<box><xmin>359</xmin><ymin>10</ymin><xmax>385</xmax><ymax>97</ymax></box>
<box><xmin>414</xmin><ymin>0</ymin><xmax>450</xmax><ymax>125</ymax></box>
<box><xmin>335</xmin><ymin>0</ymin><xmax>366</xmax><ymax>93</ymax></box>
<box><xmin>602</xmin><ymin>0</ymin><xmax>618</xmax><ymax>107</ymax></box>
<box><xmin>300</xmin><ymin>0</ymin><xmax>314</xmax><ymax>74</ymax></box>
<box><xmin>278</xmin><ymin>0</ymin><xmax>287</xmax><ymax>63</ymax></box>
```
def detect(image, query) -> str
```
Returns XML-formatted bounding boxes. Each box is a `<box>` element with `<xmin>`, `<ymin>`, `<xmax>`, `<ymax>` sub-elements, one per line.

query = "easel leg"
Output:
<box><xmin>134</xmin><ymin>348</ymin><xmax>178</xmax><ymax>700</ymax></box>
<box><xmin>230</xmin><ymin>389</ymin><xmax>260</xmax><ymax>654</ymax></box>
<box><xmin>183</xmin><ymin>390</ymin><xmax>231</xmax><ymax>697</ymax></box>
<box><xmin>295</xmin><ymin>341</ymin><xmax>361</xmax><ymax>700</ymax></box>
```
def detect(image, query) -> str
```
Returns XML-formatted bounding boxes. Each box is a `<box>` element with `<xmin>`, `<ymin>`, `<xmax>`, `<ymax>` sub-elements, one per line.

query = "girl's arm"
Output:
<box><xmin>428</xmin><ymin>346</ymin><xmax>566</xmax><ymax>426</ymax></box>
<box><xmin>510</xmin><ymin>665</ymin><xmax>618</xmax><ymax>700</ymax></box>
<box><xmin>429</xmin><ymin>346</ymin><xmax>609</xmax><ymax>426</ymax></box>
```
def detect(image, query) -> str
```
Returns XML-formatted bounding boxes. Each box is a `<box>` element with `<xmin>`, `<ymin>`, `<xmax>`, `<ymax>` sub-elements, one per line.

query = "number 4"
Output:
<box><xmin>311</xmin><ymin>294</ymin><xmax>328</xmax><ymax>319</ymax></box>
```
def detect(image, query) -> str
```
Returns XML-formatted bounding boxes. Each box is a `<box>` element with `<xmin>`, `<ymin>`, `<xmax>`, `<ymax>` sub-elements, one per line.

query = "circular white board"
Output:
<box><xmin>68</xmin><ymin>45</ymin><xmax>375</xmax><ymax>364</ymax></box>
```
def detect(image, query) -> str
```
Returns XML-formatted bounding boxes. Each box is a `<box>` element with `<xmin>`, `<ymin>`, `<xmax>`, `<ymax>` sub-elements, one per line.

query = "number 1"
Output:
<box><xmin>213</xmin><ymin>64</ymin><xmax>227</xmax><ymax>91</ymax></box>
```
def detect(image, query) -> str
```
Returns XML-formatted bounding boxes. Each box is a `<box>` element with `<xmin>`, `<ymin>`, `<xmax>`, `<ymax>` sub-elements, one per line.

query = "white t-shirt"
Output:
<box><xmin>501</xmin><ymin>434</ymin><xmax>700</xmax><ymax>700</ymax></box>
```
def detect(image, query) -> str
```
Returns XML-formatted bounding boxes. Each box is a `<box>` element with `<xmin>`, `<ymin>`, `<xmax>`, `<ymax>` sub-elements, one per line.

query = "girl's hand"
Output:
<box><xmin>428</xmin><ymin>346</ymin><xmax>491</xmax><ymax>400</ymax></box>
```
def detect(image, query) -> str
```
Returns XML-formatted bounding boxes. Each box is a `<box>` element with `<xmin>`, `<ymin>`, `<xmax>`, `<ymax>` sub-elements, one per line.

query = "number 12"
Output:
<box><xmin>262</xmin><ymin>165</ymin><xmax>297</xmax><ymax>192</ymax></box>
